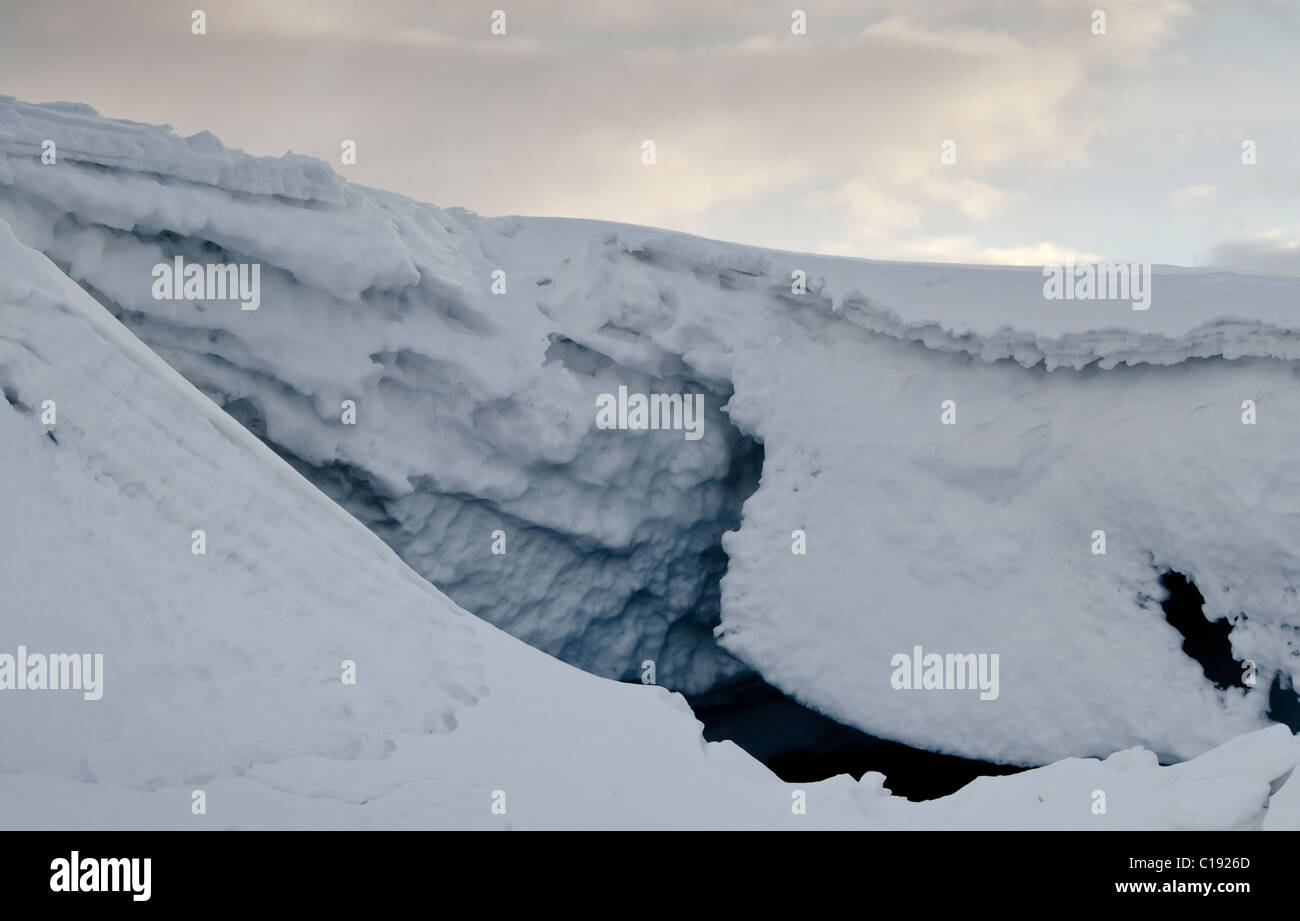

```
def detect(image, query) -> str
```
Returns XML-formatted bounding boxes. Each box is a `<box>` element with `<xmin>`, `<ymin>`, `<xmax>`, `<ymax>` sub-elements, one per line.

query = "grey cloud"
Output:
<box><xmin>0</xmin><ymin>0</ymin><xmax>1290</xmax><ymax>267</ymax></box>
<box><xmin>1206</xmin><ymin>234</ymin><xmax>1300</xmax><ymax>276</ymax></box>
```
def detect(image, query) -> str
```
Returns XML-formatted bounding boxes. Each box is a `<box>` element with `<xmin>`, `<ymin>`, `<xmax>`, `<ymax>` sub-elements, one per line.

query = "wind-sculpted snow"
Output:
<box><xmin>12</xmin><ymin>211</ymin><xmax>1300</xmax><ymax>829</ymax></box>
<box><xmin>0</xmin><ymin>100</ymin><xmax>761</xmax><ymax>698</ymax></box>
<box><xmin>0</xmin><ymin>96</ymin><xmax>345</xmax><ymax>204</ymax></box>
<box><xmin>3</xmin><ymin>99</ymin><xmax>1300</xmax><ymax>770</ymax></box>
<box><xmin>838</xmin><ymin>287</ymin><xmax>1300</xmax><ymax>371</ymax></box>
<box><xmin>802</xmin><ymin>257</ymin><xmax>1300</xmax><ymax>371</ymax></box>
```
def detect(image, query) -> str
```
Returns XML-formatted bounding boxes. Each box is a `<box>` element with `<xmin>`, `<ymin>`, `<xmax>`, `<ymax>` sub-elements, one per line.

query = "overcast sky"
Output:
<box><xmin>3</xmin><ymin>0</ymin><xmax>1299</xmax><ymax>271</ymax></box>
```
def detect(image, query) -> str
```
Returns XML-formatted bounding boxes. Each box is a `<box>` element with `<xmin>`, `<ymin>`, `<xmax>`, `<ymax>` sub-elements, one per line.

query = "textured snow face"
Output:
<box><xmin>5</xmin><ymin>99</ymin><xmax>1300</xmax><ymax>830</ymax></box>
<box><xmin>0</xmin><ymin>213</ymin><xmax>791</xmax><ymax>827</ymax></box>
<box><xmin>0</xmin><ymin>100</ymin><xmax>761</xmax><ymax>698</ymax></box>
<box><xmin>2</xmin><ymin>99</ymin><xmax>1299</xmax><ymax>769</ymax></box>
<box><xmin>11</xmin><ymin>209</ymin><xmax>1299</xmax><ymax>831</ymax></box>
<box><xmin>720</xmin><ymin>334</ymin><xmax>1292</xmax><ymax>763</ymax></box>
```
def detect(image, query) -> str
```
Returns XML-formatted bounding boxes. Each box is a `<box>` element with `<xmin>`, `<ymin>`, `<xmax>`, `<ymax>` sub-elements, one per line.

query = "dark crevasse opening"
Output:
<box><xmin>1159</xmin><ymin>571</ymin><xmax>1245</xmax><ymax>691</ymax></box>
<box><xmin>1268</xmin><ymin>672</ymin><xmax>1300</xmax><ymax>731</ymax></box>
<box><xmin>687</xmin><ymin>673</ymin><xmax>1027</xmax><ymax>801</ymax></box>
<box><xmin>1159</xmin><ymin>569</ymin><xmax>1300</xmax><ymax>730</ymax></box>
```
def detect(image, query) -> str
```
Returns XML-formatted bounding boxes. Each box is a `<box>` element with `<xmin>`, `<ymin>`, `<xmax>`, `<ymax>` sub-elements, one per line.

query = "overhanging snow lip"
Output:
<box><xmin>840</xmin><ymin>297</ymin><xmax>1300</xmax><ymax>371</ymax></box>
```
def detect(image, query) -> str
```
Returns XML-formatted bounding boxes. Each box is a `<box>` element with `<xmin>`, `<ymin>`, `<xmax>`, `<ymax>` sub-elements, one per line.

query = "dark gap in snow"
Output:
<box><xmin>1159</xmin><ymin>571</ymin><xmax>1247</xmax><ymax>690</ymax></box>
<box><xmin>1159</xmin><ymin>569</ymin><xmax>1300</xmax><ymax>728</ymax></box>
<box><xmin>686</xmin><ymin>673</ymin><xmax>1029</xmax><ymax>801</ymax></box>
<box><xmin>1268</xmin><ymin>672</ymin><xmax>1300</xmax><ymax>732</ymax></box>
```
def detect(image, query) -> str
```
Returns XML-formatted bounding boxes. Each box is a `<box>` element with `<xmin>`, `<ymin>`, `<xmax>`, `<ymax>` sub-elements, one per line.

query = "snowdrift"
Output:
<box><xmin>3</xmin><ymin>97</ymin><xmax>1300</xmax><ymax>785</ymax></box>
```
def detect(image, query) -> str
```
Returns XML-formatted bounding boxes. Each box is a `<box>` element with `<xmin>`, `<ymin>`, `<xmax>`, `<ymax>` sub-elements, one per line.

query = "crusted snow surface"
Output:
<box><xmin>9</xmin><ymin>214</ymin><xmax>1300</xmax><ymax>829</ymax></box>
<box><xmin>3</xmin><ymin>98</ymin><xmax>1300</xmax><ymax>769</ymax></box>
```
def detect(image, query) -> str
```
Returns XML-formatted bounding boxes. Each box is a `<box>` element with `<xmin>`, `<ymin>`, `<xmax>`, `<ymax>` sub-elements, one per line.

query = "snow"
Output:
<box><xmin>10</xmin><ymin>215</ymin><xmax>1297</xmax><ymax>830</ymax></box>
<box><xmin>1261</xmin><ymin>763</ymin><xmax>1300</xmax><ymax>831</ymax></box>
<box><xmin>0</xmin><ymin>218</ymin><xmax>486</xmax><ymax>786</ymax></box>
<box><xmin>2</xmin><ymin>97</ymin><xmax>1299</xmax><ymax>791</ymax></box>
<box><xmin>718</xmin><ymin>327</ymin><xmax>1300</xmax><ymax>763</ymax></box>
<box><xmin>765</xmin><ymin>253</ymin><xmax>1300</xmax><ymax>371</ymax></box>
<box><xmin>0</xmin><ymin>96</ymin><xmax>346</xmax><ymax>204</ymax></box>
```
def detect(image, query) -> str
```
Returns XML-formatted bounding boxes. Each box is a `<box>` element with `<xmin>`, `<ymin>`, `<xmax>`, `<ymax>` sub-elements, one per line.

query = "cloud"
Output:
<box><xmin>1205</xmin><ymin>230</ymin><xmax>1300</xmax><ymax>276</ymax></box>
<box><xmin>0</xmin><ymin>0</ymin><xmax>1221</xmax><ymax>265</ymax></box>
<box><xmin>1168</xmin><ymin>184</ymin><xmax>1217</xmax><ymax>205</ymax></box>
<box><xmin>819</xmin><ymin>234</ymin><xmax>1103</xmax><ymax>266</ymax></box>
<box><xmin>1089</xmin><ymin>0</ymin><xmax>1194</xmax><ymax>59</ymax></box>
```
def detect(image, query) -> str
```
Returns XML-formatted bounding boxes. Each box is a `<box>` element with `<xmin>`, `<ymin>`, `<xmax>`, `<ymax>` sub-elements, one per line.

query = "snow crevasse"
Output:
<box><xmin>3</xmin><ymin>97</ymin><xmax>1300</xmax><ymax>768</ymax></box>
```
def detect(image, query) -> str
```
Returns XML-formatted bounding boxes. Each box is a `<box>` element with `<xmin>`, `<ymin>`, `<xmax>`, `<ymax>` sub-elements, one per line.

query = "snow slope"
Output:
<box><xmin>3</xmin><ymin>97</ymin><xmax>1300</xmax><ymax>770</ymax></box>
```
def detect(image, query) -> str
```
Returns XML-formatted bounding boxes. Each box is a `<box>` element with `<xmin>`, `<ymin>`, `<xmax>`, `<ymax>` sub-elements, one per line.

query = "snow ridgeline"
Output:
<box><xmin>3</xmin><ymin>214</ymin><xmax>1300</xmax><ymax>829</ymax></box>
<box><xmin>3</xmin><ymin>97</ymin><xmax>1300</xmax><ymax>775</ymax></box>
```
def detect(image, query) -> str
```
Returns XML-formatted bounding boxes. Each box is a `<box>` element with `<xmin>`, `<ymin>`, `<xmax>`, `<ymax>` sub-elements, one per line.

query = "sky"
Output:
<box><xmin>2</xmin><ymin>0</ymin><xmax>1299</xmax><ymax>271</ymax></box>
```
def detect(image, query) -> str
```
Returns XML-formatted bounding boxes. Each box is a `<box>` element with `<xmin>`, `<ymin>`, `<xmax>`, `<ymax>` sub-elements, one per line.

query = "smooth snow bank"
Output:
<box><xmin>3</xmin><ymin>98</ymin><xmax>1299</xmax><ymax>769</ymax></box>
<box><xmin>0</xmin><ymin>217</ymin><xmax>484</xmax><ymax>786</ymax></box>
<box><xmin>9</xmin><ymin>214</ymin><xmax>1300</xmax><ymax>829</ymax></box>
